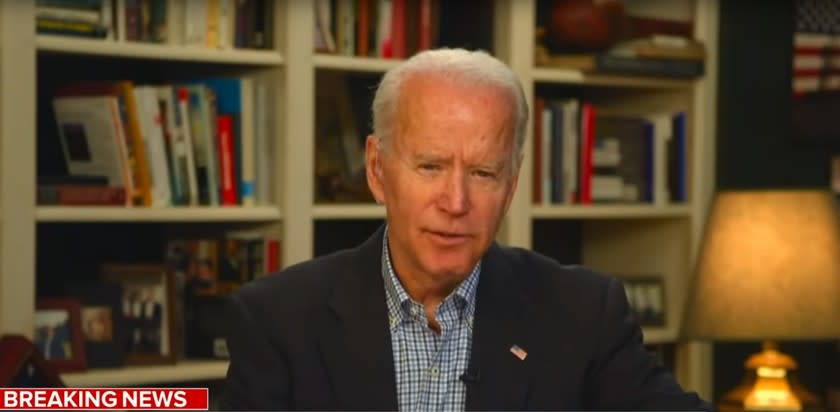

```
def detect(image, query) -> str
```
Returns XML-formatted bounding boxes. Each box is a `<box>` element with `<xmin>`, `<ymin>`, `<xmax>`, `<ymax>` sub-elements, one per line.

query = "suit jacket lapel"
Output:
<box><xmin>319</xmin><ymin>226</ymin><xmax>398</xmax><ymax>411</ymax></box>
<box><xmin>466</xmin><ymin>244</ymin><xmax>534</xmax><ymax>411</ymax></box>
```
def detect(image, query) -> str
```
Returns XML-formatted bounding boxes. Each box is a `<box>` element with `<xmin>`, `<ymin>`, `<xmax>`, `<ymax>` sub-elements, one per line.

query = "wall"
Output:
<box><xmin>716</xmin><ymin>0</ymin><xmax>830</xmax><ymax>190</ymax></box>
<box><xmin>712</xmin><ymin>0</ymin><xmax>836</xmax><ymax>402</ymax></box>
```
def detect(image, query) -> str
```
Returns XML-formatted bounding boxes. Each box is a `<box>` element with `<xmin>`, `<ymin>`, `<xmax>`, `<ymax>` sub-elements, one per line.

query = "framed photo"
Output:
<box><xmin>66</xmin><ymin>281</ymin><xmax>125</xmax><ymax>368</ymax></box>
<box><xmin>100</xmin><ymin>263</ymin><xmax>176</xmax><ymax>365</ymax></box>
<box><xmin>33</xmin><ymin>298</ymin><xmax>86</xmax><ymax>372</ymax></box>
<box><xmin>621</xmin><ymin>277</ymin><xmax>666</xmax><ymax>327</ymax></box>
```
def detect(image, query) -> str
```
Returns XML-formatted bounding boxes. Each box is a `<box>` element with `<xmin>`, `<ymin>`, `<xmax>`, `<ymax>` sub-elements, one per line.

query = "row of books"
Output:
<box><xmin>50</xmin><ymin>77</ymin><xmax>274</xmax><ymax>207</ymax></box>
<box><xmin>36</xmin><ymin>0</ymin><xmax>110</xmax><ymax>38</ymax></box>
<box><xmin>533</xmin><ymin>97</ymin><xmax>687</xmax><ymax>205</ymax></box>
<box><xmin>37</xmin><ymin>0</ymin><xmax>274</xmax><ymax>50</ymax></box>
<box><xmin>315</xmin><ymin>0</ymin><xmax>439</xmax><ymax>58</ymax></box>
<box><xmin>535</xmin><ymin>35</ymin><xmax>706</xmax><ymax>79</ymax></box>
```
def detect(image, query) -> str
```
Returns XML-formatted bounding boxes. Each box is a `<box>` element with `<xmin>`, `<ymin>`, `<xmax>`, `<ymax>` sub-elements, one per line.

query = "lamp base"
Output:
<box><xmin>718</xmin><ymin>342</ymin><xmax>822</xmax><ymax>412</ymax></box>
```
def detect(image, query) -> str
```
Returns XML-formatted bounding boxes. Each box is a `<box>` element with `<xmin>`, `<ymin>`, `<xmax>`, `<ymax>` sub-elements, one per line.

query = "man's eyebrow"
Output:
<box><xmin>411</xmin><ymin>153</ymin><xmax>508</xmax><ymax>168</ymax></box>
<box><xmin>412</xmin><ymin>153</ymin><xmax>449</xmax><ymax>163</ymax></box>
<box><xmin>482</xmin><ymin>161</ymin><xmax>507</xmax><ymax>171</ymax></box>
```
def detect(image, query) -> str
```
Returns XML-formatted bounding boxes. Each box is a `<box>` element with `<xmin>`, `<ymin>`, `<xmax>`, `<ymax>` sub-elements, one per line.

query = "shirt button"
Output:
<box><xmin>430</xmin><ymin>367</ymin><xmax>439</xmax><ymax>377</ymax></box>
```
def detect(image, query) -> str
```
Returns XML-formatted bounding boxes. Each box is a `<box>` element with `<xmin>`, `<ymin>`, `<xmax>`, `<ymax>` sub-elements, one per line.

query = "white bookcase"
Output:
<box><xmin>0</xmin><ymin>0</ymin><xmax>719</xmax><ymax>399</ymax></box>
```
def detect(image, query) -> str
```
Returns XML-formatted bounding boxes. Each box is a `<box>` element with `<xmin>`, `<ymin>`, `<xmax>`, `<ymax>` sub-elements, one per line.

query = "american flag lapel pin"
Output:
<box><xmin>510</xmin><ymin>344</ymin><xmax>528</xmax><ymax>361</ymax></box>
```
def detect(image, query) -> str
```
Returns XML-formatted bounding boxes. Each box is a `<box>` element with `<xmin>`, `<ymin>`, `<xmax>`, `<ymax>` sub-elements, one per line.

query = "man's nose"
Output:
<box><xmin>439</xmin><ymin>170</ymin><xmax>470</xmax><ymax>216</ymax></box>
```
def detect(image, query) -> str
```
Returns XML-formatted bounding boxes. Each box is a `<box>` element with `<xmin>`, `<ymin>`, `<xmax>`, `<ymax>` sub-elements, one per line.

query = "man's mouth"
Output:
<box><xmin>427</xmin><ymin>230</ymin><xmax>471</xmax><ymax>245</ymax></box>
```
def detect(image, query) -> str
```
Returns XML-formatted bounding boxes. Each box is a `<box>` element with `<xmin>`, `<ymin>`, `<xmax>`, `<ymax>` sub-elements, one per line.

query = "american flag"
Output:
<box><xmin>793</xmin><ymin>0</ymin><xmax>840</xmax><ymax>95</ymax></box>
<box><xmin>509</xmin><ymin>344</ymin><xmax>528</xmax><ymax>361</ymax></box>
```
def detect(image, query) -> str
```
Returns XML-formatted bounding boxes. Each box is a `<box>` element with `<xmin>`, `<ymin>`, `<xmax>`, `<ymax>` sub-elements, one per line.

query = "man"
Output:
<box><xmin>220</xmin><ymin>48</ymin><xmax>711</xmax><ymax>411</ymax></box>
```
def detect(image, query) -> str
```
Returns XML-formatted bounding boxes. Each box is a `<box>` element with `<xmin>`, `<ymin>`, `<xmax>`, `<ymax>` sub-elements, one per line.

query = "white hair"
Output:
<box><xmin>371</xmin><ymin>48</ymin><xmax>529</xmax><ymax>170</ymax></box>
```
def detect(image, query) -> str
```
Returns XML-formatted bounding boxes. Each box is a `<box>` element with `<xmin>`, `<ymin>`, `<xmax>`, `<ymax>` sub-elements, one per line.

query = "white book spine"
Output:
<box><xmin>177</xmin><ymin>88</ymin><xmax>199</xmax><ymax>206</ymax></box>
<box><xmin>167</xmin><ymin>0</ymin><xmax>185</xmax><ymax>45</ymax></box>
<box><xmin>563</xmin><ymin>100</ymin><xmax>579</xmax><ymax>205</ymax></box>
<box><xmin>99</xmin><ymin>0</ymin><xmax>114</xmax><ymax>41</ymax></box>
<box><xmin>183</xmin><ymin>0</ymin><xmax>208</xmax><ymax>47</ymax></box>
<box><xmin>254</xmin><ymin>80</ymin><xmax>272</xmax><ymax>205</ymax></box>
<box><xmin>157</xmin><ymin>86</ymin><xmax>184</xmax><ymax>204</ymax></box>
<box><xmin>116</xmin><ymin>0</ymin><xmax>127</xmax><ymax>42</ymax></box>
<box><xmin>217</xmin><ymin>0</ymin><xmax>233</xmax><ymax>49</ymax></box>
<box><xmin>649</xmin><ymin>113</ymin><xmax>672</xmax><ymax>206</ymax></box>
<box><xmin>137</xmin><ymin>87</ymin><xmax>172</xmax><ymax>207</ymax></box>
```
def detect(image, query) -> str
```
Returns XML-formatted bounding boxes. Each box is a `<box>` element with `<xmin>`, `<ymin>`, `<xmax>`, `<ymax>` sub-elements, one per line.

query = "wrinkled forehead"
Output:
<box><xmin>393</xmin><ymin>84</ymin><xmax>515</xmax><ymax>159</ymax></box>
<box><xmin>397</xmin><ymin>71</ymin><xmax>516</xmax><ymax>111</ymax></box>
<box><xmin>396</xmin><ymin>74</ymin><xmax>516</xmax><ymax>133</ymax></box>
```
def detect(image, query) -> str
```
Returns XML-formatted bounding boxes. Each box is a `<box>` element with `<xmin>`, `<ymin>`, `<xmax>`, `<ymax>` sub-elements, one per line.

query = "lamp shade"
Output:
<box><xmin>682</xmin><ymin>189</ymin><xmax>840</xmax><ymax>340</ymax></box>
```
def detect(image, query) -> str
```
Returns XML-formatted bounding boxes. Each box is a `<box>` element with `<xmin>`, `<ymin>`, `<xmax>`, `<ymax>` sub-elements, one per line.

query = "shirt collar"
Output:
<box><xmin>381</xmin><ymin>226</ymin><xmax>481</xmax><ymax>329</ymax></box>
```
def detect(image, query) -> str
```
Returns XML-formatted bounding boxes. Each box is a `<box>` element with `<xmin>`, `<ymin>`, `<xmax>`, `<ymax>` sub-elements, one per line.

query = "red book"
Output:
<box><xmin>391</xmin><ymin>0</ymin><xmax>406</xmax><ymax>58</ymax></box>
<box><xmin>265</xmin><ymin>239</ymin><xmax>281</xmax><ymax>273</ymax></box>
<box><xmin>418</xmin><ymin>0</ymin><xmax>431</xmax><ymax>51</ymax></box>
<box><xmin>357</xmin><ymin>0</ymin><xmax>369</xmax><ymax>56</ymax></box>
<box><xmin>579</xmin><ymin>103</ymin><xmax>595</xmax><ymax>204</ymax></box>
<box><xmin>217</xmin><ymin>115</ymin><xmax>237</xmax><ymax>206</ymax></box>
<box><xmin>37</xmin><ymin>185</ymin><xmax>127</xmax><ymax>206</ymax></box>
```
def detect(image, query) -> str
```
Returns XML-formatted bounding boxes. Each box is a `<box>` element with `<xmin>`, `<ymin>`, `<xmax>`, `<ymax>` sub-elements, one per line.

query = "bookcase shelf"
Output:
<box><xmin>313</xmin><ymin>53</ymin><xmax>402</xmax><ymax>73</ymax></box>
<box><xmin>0</xmin><ymin>0</ymin><xmax>719</xmax><ymax>399</ymax></box>
<box><xmin>60</xmin><ymin>360</ymin><xmax>229</xmax><ymax>387</ymax></box>
<box><xmin>36</xmin><ymin>35</ymin><xmax>286</xmax><ymax>66</ymax></box>
<box><xmin>312</xmin><ymin>204</ymin><xmax>386</xmax><ymax>219</ymax></box>
<box><xmin>531</xmin><ymin>67</ymin><xmax>696</xmax><ymax>89</ymax></box>
<box><xmin>530</xmin><ymin>205</ymin><xmax>692</xmax><ymax>219</ymax></box>
<box><xmin>35</xmin><ymin>206</ymin><xmax>283</xmax><ymax>223</ymax></box>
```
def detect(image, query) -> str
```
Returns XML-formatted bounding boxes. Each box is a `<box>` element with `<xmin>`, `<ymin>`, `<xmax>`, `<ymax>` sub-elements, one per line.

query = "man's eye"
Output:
<box><xmin>474</xmin><ymin>170</ymin><xmax>496</xmax><ymax>179</ymax></box>
<box><xmin>419</xmin><ymin>164</ymin><xmax>440</xmax><ymax>171</ymax></box>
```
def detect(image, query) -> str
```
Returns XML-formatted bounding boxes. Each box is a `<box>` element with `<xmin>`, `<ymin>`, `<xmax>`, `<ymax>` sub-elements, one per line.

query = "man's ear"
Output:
<box><xmin>365</xmin><ymin>135</ymin><xmax>385</xmax><ymax>204</ymax></box>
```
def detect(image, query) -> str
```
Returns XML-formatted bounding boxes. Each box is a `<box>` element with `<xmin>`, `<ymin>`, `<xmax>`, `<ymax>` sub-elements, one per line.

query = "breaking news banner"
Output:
<box><xmin>0</xmin><ymin>388</ymin><xmax>209</xmax><ymax>410</ymax></box>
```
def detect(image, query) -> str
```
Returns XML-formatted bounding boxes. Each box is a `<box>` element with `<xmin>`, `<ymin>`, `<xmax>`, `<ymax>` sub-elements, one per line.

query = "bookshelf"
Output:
<box><xmin>36</xmin><ymin>35</ymin><xmax>286</xmax><ymax>65</ymax></box>
<box><xmin>35</xmin><ymin>206</ymin><xmax>283</xmax><ymax>223</ymax></box>
<box><xmin>0</xmin><ymin>0</ymin><xmax>719</xmax><ymax>400</ymax></box>
<box><xmin>530</xmin><ymin>67</ymin><xmax>697</xmax><ymax>89</ymax></box>
<box><xmin>312</xmin><ymin>204</ymin><xmax>386</xmax><ymax>220</ymax></box>
<box><xmin>530</xmin><ymin>204</ymin><xmax>692</xmax><ymax>219</ymax></box>
<box><xmin>60</xmin><ymin>359</ymin><xmax>229</xmax><ymax>387</ymax></box>
<box><xmin>313</xmin><ymin>54</ymin><xmax>401</xmax><ymax>72</ymax></box>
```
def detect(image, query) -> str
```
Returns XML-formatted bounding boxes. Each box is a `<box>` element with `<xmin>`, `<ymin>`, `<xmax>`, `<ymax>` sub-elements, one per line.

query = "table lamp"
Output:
<box><xmin>682</xmin><ymin>189</ymin><xmax>840</xmax><ymax>412</ymax></box>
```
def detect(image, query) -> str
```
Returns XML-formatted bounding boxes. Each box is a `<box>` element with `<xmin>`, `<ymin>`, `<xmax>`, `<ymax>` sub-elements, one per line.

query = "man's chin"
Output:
<box><xmin>423</xmin><ymin>258</ymin><xmax>478</xmax><ymax>280</ymax></box>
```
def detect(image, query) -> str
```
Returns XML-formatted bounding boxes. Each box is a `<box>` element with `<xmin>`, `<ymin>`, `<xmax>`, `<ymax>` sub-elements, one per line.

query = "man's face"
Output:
<box><xmin>366</xmin><ymin>73</ymin><xmax>520</xmax><ymax>283</ymax></box>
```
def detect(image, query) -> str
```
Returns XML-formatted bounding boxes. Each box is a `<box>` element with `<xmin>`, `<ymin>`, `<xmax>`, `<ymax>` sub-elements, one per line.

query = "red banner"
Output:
<box><xmin>0</xmin><ymin>388</ymin><xmax>208</xmax><ymax>410</ymax></box>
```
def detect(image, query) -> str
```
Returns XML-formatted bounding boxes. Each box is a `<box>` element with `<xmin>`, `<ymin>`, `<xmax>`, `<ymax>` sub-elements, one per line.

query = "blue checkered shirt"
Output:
<box><xmin>381</xmin><ymin>229</ymin><xmax>481</xmax><ymax>411</ymax></box>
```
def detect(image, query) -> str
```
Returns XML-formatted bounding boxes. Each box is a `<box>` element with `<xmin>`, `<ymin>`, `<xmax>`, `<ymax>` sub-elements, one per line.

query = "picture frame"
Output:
<box><xmin>33</xmin><ymin>298</ymin><xmax>87</xmax><ymax>373</ymax></box>
<box><xmin>100</xmin><ymin>263</ymin><xmax>177</xmax><ymax>365</ymax></box>
<box><xmin>621</xmin><ymin>277</ymin><xmax>667</xmax><ymax>327</ymax></box>
<box><xmin>66</xmin><ymin>281</ymin><xmax>125</xmax><ymax>369</ymax></box>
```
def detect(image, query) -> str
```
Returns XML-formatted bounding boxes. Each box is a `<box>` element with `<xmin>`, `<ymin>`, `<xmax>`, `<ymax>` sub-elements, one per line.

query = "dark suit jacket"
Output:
<box><xmin>220</xmin><ymin>226</ymin><xmax>711</xmax><ymax>411</ymax></box>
